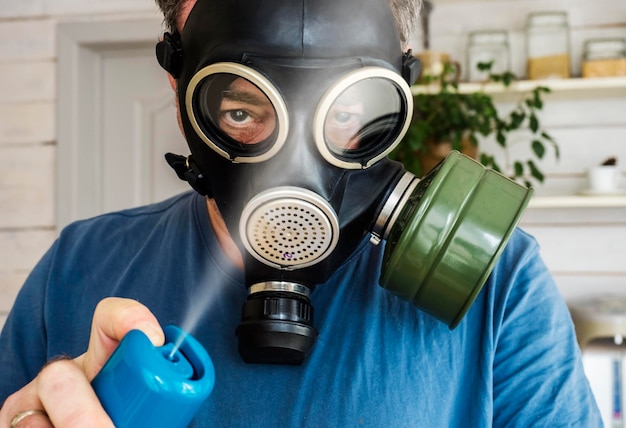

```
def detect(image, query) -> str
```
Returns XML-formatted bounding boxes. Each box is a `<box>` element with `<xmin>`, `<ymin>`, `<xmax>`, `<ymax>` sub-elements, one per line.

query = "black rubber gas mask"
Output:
<box><xmin>157</xmin><ymin>0</ymin><xmax>533</xmax><ymax>365</ymax></box>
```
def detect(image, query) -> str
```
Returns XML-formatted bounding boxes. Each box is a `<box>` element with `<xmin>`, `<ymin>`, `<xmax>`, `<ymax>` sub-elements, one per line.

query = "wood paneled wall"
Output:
<box><xmin>0</xmin><ymin>2</ymin><xmax>161</xmax><ymax>327</ymax></box>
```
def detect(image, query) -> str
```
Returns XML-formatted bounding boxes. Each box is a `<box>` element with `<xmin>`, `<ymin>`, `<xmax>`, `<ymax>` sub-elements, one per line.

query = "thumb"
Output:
<box><xmin>78</xmin><ymin>297</ymin><xmax>165</xmax><ymax>380</ymax></box>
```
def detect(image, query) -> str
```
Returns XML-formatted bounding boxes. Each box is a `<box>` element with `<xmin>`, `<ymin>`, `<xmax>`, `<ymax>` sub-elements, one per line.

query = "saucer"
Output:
<box><xmin>578</xmin><ymin>188</ymin><xmax>626</xmax><ymax>196</ymax></box>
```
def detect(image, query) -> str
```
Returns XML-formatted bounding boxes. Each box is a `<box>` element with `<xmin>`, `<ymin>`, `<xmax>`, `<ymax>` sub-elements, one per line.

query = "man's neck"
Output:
<box><xmin>205</xmin><ymin>197</ymin><xmax>244</xmax><ymax>269</ymax></box>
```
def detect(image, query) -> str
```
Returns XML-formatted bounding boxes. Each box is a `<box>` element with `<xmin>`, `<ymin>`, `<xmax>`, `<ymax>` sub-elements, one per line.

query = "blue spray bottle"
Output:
<box><xmin>92</xmin><ymin>325</ymin><xmax>215</xmax><ymax>428</ymax></box>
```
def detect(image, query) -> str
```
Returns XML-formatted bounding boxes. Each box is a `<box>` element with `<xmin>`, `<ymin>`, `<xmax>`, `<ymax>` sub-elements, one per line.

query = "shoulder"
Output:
<box><xmin>462</xmin><ymin>227</ymin><xmax>548</xmax><ymax>323</ymax></box>
<box><xmin>57</xmin><ymin>192</ymin><xmax>200</xmax><ymax>246</ymax></box>
<box><xmin>485</xmin><ymin>227</ymin><xmax>555</xmax><ymax>306</ymax></box>
<box><xmin>488</xmin><ymin>227</ymin><xmax>547</xmax><ymax>294</ymax></box>
<box><xmin>62</xmin><ymin>191</ymin><xmax>198</xmax><ymax>235</ymax></box>
<box><xmin>498</xmin><ymin>227</ymin><xmax>541</xmax><ymax>265</ymax></box>
<box><xmin>483</xmin><ymin>229</ymin><xmax>603</xmax><ymax>425</ymax></box>
<box><xmin>47</xmin><ymin>191</ymin><xmax>211</xmax><ymax>274</ymax></box>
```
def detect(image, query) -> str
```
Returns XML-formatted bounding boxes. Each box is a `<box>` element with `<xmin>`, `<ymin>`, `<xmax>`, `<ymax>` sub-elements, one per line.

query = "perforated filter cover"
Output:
<box><xmin>240</xmin><ymin>188</ymin><xmax>339</xmax><ymax>269</ymax></box>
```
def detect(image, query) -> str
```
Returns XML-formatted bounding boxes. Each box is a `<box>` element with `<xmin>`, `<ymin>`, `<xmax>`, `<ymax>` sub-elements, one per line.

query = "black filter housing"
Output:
<box><xmin>236</xmin><ymin>291</ymin><xmax>318</xmax><ymax>365</ymax></box>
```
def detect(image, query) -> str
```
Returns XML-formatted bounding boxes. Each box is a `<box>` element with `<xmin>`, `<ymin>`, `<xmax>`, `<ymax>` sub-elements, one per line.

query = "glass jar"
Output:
<box><xmin>467</xmin><ymin>30</ymin><xmax>510</xmax><ymax>82</ymax></box>
<box><xmin>526</xmin><ymin>11</ymin><xmax>571</xmax><ymax>79</ymax></box>
<box><xmin>582</xmin><ymin>38</ymin><xmax>626</xmax><ymax>77</ymax></box>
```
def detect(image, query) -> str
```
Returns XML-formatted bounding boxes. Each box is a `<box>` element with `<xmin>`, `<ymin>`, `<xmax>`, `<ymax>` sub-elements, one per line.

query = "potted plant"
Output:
<box><xmin>390</xmin><ymin>62</ymin><xmax>560</xmax><ymax>187</ymax></box>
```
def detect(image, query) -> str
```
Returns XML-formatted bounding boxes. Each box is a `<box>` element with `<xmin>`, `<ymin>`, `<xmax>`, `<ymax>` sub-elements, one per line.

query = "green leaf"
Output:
<box><xmin>531</xmin><ymin>140</ymin><xmax>546</xmax><ymax>159</ymax></box>
<box><xmin>541</xmin><ymin>132</ymin><xmax>560</xmax><ymax>159</ymax></box>
<box><xmin>540</xmin><ymin>131</ymin><xmax>555</xmax><ymax>142</ymax></box>
<box><xmin>553</xmin><ymin>142</ymin><xmax>561</xmax><ymax>160</ymax></box>
<box><xmin>513</xmin><ymin>161</ymin><xmax>524</xmax><ymax>177</ymax></box>
<box><xmin>479</xmin><ymin>153</ymin><xmax>491</xmax><ymax>166</ymax></box>
<box><xmin>501</xmin><ymin>72</ymin><xmax>514</xmax><ymax>86</ymax></box>
<box><xmin>533</xmin><ymin>90</ymin><xmax>544</xmax><ymax>109</ymax></box>
<box><xmin>527</xmin><ymin>160</ymin><xmax>545</xmax><ymax>183</ymax></box>
<box><xmin>509</xmin><ymin>111</ymin><xmax>525</xmax><ymax>129</ymax></box>
<box><xmin>477</xmin><ymin>61</ymin><xmax>494</xmax><ymax>72</ymax></box>
<box><xmin>529</xmin><ymin>114</ymin><xmax>539</xmax><ymax>133</ymax></box>
<box><xmin>496</xmin><ymin>131</ymin><xmax>506</xmax><ymax>147</ymax></box>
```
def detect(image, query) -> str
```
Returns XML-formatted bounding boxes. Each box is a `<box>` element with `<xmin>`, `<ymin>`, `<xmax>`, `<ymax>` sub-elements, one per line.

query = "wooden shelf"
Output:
<box><xmin>529</xmin><ymin>195</ymin><xmax>626</xmax><ymax>208</ymax></box>
<box><xmin>411</xmin><ymin>76</ymin><xmax>626</xmax><ymax>96</ymax></box>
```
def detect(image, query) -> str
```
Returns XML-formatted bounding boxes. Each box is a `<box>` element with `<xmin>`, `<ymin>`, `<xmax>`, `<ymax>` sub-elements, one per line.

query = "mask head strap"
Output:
<box><xmin>164</xmin><ymin>153</ymin><xmax>212</xmax><ymax>197</ymax></box>
<box><xmin>156</xmin><ymin>32</ymin><xmax>183</xmax><ymax>79</ymax></box>
<box><xmin>402</xmin><ymin>50</ymin><xmax>421</xmax><ymax>86</ymax></box>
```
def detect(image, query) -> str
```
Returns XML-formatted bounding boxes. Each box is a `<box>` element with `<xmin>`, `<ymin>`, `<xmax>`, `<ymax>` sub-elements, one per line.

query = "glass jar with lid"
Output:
<box><xmin>526</xmin><ymin>11</ymin><xmax>571</xmax><ymax>80</ymax></box>
<box><xmin>467</xmin><ymin>30</ymin><xmax>510</xmax><ymax>82</ymax></box>
<box><xmin>582</xmin><ymin>38</ymin><xmax>626</xmax><ymax>77</ymax></box>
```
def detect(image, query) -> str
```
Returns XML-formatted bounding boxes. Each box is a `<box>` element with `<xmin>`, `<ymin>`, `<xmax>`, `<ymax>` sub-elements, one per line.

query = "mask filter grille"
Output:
<box><xmin>240</xmin><ymin>188</ymin><xmax>339</xmax><ymax>269</ymax></box>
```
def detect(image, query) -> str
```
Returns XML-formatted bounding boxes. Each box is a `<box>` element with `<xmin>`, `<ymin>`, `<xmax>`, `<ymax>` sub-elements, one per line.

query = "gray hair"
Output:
<box><xmin>387</xmin><ymin>0</ymin><xmax>422</xmax><ymax>47</ymax></box>
<box><xmin>155</xmin><ymin>0</ymin><xmax>421</xmax><ymax>48</ymax></box>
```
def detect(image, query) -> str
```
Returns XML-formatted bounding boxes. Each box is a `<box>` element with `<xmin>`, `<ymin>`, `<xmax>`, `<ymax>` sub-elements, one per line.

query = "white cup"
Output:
<box><xmin>588</xmin><ymin>165</ymin><xmax>620</xmax><ymax>193</ymax></box>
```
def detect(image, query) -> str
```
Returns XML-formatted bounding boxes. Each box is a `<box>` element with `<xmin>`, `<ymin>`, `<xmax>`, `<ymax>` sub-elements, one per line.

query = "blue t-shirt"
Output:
<box><xmin>0</xmin><ymin>191</ymin><xmax>602</xmax><ymax>427</ymax></box>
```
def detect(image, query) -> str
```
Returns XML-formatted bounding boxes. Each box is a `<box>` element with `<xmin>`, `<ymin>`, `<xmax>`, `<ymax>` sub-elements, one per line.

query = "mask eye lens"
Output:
<box><xmin>324</xmin><ymin>102</ymin><xmax>365</xmax><ymax>150</ymax></box>
<box><xmin>216</xmin><ymin>79</ymin><xmax>276</xmax><ymax>145</ymax></box>
<box><xmin>324</xmin><ymin>78</ymin><xmax>404</xmax><ymax>157</ymax></box>
<box><xmin>317</xmin><ymin>72</ymin><xmax>411</xmax><ymax>169</ymax></box>
<box><xmin>190</xmin><ymin>69</ymin><xmax>286</xmax><ymax>161</ymax></box>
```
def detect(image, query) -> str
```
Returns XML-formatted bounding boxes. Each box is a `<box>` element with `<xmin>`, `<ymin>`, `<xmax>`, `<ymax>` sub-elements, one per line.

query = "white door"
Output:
<box><xmin>57</xmin><ymin>18</ymin><xmax>189</xmax><ymax>231</ymax></box>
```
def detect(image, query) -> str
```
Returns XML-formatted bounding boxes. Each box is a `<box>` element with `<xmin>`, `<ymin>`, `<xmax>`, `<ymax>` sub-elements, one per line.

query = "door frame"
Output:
<box><xmin>56</xmin><ymin>18</ymin><xmax>163</xmax><ymax>231</ymax></box>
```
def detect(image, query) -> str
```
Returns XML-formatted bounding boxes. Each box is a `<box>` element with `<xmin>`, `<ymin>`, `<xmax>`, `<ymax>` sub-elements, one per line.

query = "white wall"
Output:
<box><xmin>0</xmin><ymin>0</ymin><xmax>625</xmax><ymax>327</ymax></box>
<box><xmin>0</xmin><ymin>1</ymin><xmax>162</xmax><ymax>327</ymax></box>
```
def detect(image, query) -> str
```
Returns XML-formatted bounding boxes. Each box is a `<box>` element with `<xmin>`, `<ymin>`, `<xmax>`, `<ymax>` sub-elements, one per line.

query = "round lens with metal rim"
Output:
<box><xmin>314</xmin><ymin>67</ymin><xmax>413</xmax><ymax>169</ymax></box>
<box><xmin>186</xmin><ymin>63</ymin><xmax>289</xmax><ymax>163</ymax></box>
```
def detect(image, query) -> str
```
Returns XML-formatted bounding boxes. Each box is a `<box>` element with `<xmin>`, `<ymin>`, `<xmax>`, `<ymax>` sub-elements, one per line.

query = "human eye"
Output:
<box><xmin>217</xmin><ymin>93</ymin><xmax>275</xmax><ymax>144</ymax></box>
<box><xmin>330</xmin><ymin>111</ymin><xmax>361</xmax><ymax>125</ymax></box>
<box><xmin>327</xmin><ymin>102</ymin><xmax>364</xmax><ymax>129</ymax></box>
<box><xmin>224</xmin><ymin>109</ymin><xmax>252</xmax><ymax>124</ymax></box>
<box><xmin>324</xmin><ymin>104</ymin><xmax>364</xmax><ymax>149</ymax></box>
<box><xmin>219</xmin><ymin>105</ymin><xmax>254</xmax><ymax>127</ymax></box>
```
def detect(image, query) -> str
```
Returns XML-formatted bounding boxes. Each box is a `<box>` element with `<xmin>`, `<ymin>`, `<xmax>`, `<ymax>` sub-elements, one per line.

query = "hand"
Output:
<box><xmin>0</xmin><ymin>297</ymin><xmax>165</xmax><ymax>428</ymax></box>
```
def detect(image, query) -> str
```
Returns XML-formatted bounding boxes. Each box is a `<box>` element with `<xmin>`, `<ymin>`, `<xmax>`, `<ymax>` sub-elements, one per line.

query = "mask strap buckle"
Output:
<box><xmin>164</xmin><ymin>153</ymin><xmax>212</xmax><ymax>197</ymax></box>
<box><xmin>156</xmin><ymin>32</ymin><xmax>183</xmax><ymax>79</ymax></box>
<box><xmin>402</xmin><ymin>50</ymin><xmax>421</xmax><ymax>86</ymax></box>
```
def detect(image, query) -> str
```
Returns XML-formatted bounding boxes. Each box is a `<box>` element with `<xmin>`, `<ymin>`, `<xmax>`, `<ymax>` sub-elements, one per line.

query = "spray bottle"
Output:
<box><xmin>91</xmin><ymin>325</ymin><xmax>215</xmax><ymax>428</ymax></box>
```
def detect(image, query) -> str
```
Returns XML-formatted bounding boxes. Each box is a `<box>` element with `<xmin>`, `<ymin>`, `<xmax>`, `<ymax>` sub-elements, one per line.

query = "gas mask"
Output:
<box><xmin>156</xmin><ymin>0</ymin><xmax>533</xmax><ymax>365</ymax></box>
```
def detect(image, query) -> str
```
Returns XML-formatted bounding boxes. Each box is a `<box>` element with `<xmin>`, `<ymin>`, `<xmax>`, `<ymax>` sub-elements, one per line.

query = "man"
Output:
<box><xmin>0</xmin><ymin>0</ymin><xmax>602</xmax><ymax>426</ymax></box>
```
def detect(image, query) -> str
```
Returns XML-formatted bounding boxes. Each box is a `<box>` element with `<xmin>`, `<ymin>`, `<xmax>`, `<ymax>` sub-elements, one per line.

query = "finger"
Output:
<box><xmin>0</xmin><ymin>357</ymin><xmax>77</xmax><ymax>427</ymax></box>
<box><xmin>0</xmin><ymin>381</ymin><xmax>46</xmax><ymax>428</ymax></box>
<box><xmin>36</xmin><ymin>359</ymin><xmax>114</xmax><ymax>428</ymax></box>
<box><xmin>81</xmin><ymin>297</ymin><xmax>164</xmax><ymax>380</ymax></box>
<box><xmin>9</xmin><ymin>410</ymin><xmax>51</xmax><ymax>428</ymax></box>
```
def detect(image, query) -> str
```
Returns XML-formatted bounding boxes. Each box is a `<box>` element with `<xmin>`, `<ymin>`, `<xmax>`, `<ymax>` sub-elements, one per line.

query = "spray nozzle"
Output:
<box><xmin>159</xmin><ymin>342</ymin><xmax>195</xmax><ymax>379</ymax></box>
<box><xmin>92</xmin><ymin>325</ymin><xmax>215</xmax><ymax>428</ymax></box>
